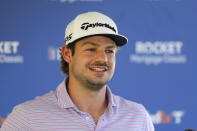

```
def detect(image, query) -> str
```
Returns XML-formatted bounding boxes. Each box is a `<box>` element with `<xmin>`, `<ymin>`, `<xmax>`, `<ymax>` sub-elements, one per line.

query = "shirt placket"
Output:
<box><xmin>80</xmin><ymin>113</ymin><xmax>96</xmax><ymax>130</ymax></box>
<box><xmin>94</xmin><ymin>105</ymin><xmax>115</xmax><ymax>131</ymax></box>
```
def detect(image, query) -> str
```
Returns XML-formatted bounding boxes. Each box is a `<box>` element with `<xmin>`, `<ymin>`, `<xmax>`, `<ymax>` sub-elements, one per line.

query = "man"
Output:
<box><xmin>1</xmin><ymin>12</ymin><xmax>154</xmax><ymax>130</ymax></box>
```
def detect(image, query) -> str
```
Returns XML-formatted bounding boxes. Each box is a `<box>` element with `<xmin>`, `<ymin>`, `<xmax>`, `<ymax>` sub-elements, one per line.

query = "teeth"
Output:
<box><xmin>91</xmin><ymin>68</ymin><xmax>105</xmax><ymax>71</ymax></box>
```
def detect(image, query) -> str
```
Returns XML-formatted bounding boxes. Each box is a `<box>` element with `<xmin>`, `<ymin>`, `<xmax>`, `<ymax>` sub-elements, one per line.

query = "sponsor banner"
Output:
<box><xmin>130</xmin><ymin>41</ymin><xmax>187</xmax><ymax>65</ymax></box>
<box><xmin>150</xmin><ymin>110</ymin><xmax>184</xmax><ymax>124</ymax></box>
<box><xmin>50</xmin><ymin>0</ymin><xmax>104</xmax><ymax>3</ymax></box>
<box><xmin>0</xmin><ymin>41</ymin><xmax>24</xmax><ymax>64</ymax></box>
<box><xmin>48</xmin><ymin>46</ymin><xmax>61</xmax><ymax>61</ymax></box>
<box><xmin>0</xmin><ymin>115</ymin><xmax>6</xmax><ymax>127</ymax></box>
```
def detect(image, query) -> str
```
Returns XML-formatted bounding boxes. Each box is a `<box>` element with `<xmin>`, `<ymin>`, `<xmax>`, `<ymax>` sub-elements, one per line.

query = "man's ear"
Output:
<box><xmin>61</xmin><ymin>45</ymin><xmax>72</xmax><ymax>63</ymax></box>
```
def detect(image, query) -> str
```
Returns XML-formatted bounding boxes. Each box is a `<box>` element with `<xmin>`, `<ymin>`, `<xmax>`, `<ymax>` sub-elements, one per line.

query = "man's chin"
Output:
<box><xmin>85</xmin><ymin>79</ymin><xmax>109</xmax><ymax>91</ymax></box>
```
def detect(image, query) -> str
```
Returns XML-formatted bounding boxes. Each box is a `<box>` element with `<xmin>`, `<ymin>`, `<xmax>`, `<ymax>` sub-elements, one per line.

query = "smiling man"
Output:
<box><xmin>1</xmin><ymin>12</ymin><xmax>154</xmax><ymax>131</ymax></box>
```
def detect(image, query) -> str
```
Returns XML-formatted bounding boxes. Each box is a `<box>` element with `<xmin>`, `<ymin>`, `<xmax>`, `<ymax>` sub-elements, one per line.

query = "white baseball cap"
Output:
<box><xmin>64</xmin><ymin>12</ymin><xmax>128</xmax><ymax>46</ymax></box>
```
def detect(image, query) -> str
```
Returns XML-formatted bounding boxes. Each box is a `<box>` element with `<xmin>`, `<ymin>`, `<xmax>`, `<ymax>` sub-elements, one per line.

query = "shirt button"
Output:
<box><xmin>85</xmin><ymin>117</ymin><xmax>89</xmax><ymax>121</ymax></box>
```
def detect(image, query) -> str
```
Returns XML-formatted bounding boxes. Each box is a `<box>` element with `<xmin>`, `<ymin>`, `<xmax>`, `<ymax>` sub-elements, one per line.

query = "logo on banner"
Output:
<box><xmin>150</xmin><ymin>110</ymin><xmax>184</xmax><ymax>124</ymax></box>
<box><xmin>0</xmin><ymin>115</ymin><xmax>6</xmax><ymax>126</ymax></box>
<box><xmin>130</xmin><ymin>41</ymin><xmax>187</xmax><ymax>65</ymax></box>
<box><xmin>0</xmin><ymin>41</ymin><xmax>24</xmax><ymax>63</ymax></box>
<box><xmin>48</xmin><ymin>46</ymin><xmax>61</xmax><ymax>61</ymax></box>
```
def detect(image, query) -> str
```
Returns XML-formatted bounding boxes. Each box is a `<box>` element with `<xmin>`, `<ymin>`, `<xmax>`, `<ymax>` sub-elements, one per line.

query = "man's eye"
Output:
<box><xmin>106</xmin><ymin>50</ymin><xmax>114</xmax><ymax>53</ymax></box>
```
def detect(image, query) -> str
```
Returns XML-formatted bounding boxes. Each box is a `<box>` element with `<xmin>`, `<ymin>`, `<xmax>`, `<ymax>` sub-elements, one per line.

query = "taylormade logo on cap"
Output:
<box><xmin>81</xmin><ymin>22</ymin><xmax>116</xmax><ymax>33</ymax></box>
<box><xmin>64</xmin><ymin>12</ymin><xmax>128</xmax><ymax>46</ymax></box>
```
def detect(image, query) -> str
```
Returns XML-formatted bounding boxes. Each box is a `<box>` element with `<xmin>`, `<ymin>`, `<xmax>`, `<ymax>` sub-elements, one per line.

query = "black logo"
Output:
<box><xmin>81</xmin><ymin>22</ymin><xmax>116</xmax><ymax>33</ymax></box>
<box><xmin>65</xmin><ymin>33</ymin><xmax>72</xmax><ymax>41</ymax></box>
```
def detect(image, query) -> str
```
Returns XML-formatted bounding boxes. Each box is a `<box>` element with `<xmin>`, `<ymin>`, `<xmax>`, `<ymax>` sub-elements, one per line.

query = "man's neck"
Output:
<box><xmin>66</xmin><ymin>77</ymin><xmax>108</xmax><ymax>124</ymax></box>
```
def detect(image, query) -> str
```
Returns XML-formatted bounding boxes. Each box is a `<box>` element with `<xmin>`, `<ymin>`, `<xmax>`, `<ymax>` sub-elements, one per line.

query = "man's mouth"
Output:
<box><xmin>89</xmin><ymin>66</ymin><xmax>108</xmax><ymax>72</ymax></box>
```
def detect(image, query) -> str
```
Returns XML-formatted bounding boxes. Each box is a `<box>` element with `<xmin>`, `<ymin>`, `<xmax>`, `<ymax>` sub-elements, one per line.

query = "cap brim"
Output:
<box><xmin>100</xmin><ymin>34</ymin><xmax>128</xmax><ymax>46</ymax></box>
<box><xmin>67</xmin><ymin>33</ymin><xmax>128</xmax><ymax>47</ymax></box>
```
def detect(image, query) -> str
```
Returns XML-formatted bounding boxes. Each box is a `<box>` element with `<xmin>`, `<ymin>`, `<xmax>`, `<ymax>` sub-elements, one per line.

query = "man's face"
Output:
<box><xmin>69</xmin><ymin>36</ymin><xmax>118</xmax><ymax>90</ymax></box>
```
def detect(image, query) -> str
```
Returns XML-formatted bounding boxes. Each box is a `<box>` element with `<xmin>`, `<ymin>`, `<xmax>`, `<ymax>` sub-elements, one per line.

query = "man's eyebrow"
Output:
<box><xmin>81</xmin><ymin>42</ymin><xmax>99</xmax><ymax>47</ymax></box>
<box><xmin>106</xmin><ymin>45</ymin><xmax>117</xmax><ymax>49</ymax></box>
<box><xmin>81</xmin><ymin>42</ymin><xmax>117</xmax><ymax>49</ymax></box>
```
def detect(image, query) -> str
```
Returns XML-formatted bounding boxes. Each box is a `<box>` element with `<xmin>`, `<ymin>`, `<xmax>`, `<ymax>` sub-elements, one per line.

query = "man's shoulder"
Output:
<box><xmin>16</xmin><ymin>90</ymin><xmax>58</xmax><ymax>112</ymax></box>
<box><xmin>112</xmin><ymin>95</ymin><xmax>155</xmax><ymax>131</ymax></box>
<box><xmin>113</xmin><ymin>94</ymin><xmax>147</xmax><ymax>113</ymax></box>
<box><xmin>0</xmin><ymin>91</ymin><xmax>58</xmax><ymax>130</ymax></box>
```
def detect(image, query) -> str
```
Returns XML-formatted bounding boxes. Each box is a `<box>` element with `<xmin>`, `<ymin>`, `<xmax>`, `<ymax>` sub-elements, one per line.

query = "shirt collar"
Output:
<box><xmin>106</xmin><ymin>86</ymin><xmax>117</xmax><ymax>107</ymax></box>
<box><xmin>56</xmin><ymin>79</ymin><xmax>117</xmax><ymax>109</ymax></box>
<box><xmin>56</xmin><ymin>79</ymin><xmax>75</xmax><ymax>108</ymax></box>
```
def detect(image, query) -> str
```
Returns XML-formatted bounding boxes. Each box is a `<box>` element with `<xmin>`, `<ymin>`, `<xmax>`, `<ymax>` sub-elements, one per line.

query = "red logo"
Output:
<box><xmin>0</xmin><ymin>115</ymin><xmax>6</xmax><ymax>126</ymax></box>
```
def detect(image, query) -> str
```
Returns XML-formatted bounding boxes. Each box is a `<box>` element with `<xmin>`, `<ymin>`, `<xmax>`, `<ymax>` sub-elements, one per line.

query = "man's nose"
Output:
<box><xmin>95</xmin><ymin>50</ymin><xmax>107</xmax><ymax>62</ymax></box>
